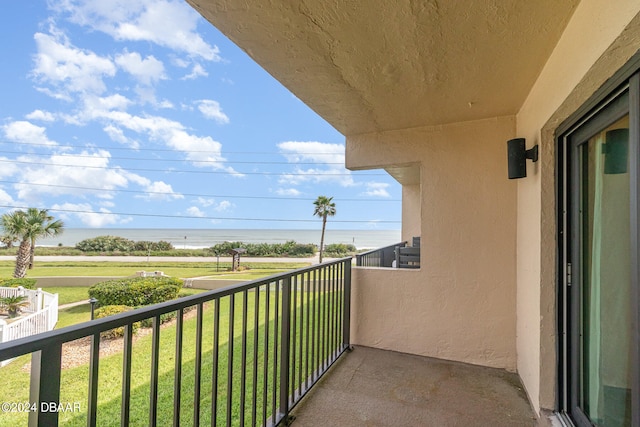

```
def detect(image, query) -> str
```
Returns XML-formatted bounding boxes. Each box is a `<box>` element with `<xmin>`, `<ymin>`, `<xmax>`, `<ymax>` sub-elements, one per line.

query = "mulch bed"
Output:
<box><xmin>19</xmin><ymin>305</ymin><xmax>201</xmax><ymax>372</ymax></box>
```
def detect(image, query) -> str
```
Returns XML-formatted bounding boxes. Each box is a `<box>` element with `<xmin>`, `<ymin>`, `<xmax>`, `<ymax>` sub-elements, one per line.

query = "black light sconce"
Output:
<box><xmin>603</xmin><ymin>128</ymin><xmax>628</xmax><ymax>174</ymax></box>
<box><xmin>507</xmin><ymin>138</ymin><xmax>538</xmax><ymax>179</ymax></box>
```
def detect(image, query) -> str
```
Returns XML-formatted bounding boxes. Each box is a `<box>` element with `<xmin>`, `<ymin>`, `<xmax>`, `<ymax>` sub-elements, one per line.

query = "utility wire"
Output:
<box><xmin>0</xmin><ymin>149</ymin><xmax>345</xmax><ymax>165</ymax></box>
<box><xmin>0</xmin><ymin>141</ymin><xmax>344</xmax><ymax>156</ymax></box>
<box><xmin>0</xmin><ymin>159</ymin><xmax>386</xmax><ymax>176</ymax></box>
<box><xmin>0</xmin><ymin>180</ymin><xmax>400</xmax><ymax>202</ymax></box>
<box><xmin>0</xmin><ymin>204</ymin><xmax>401</xmax><ymax>224</ymax></box>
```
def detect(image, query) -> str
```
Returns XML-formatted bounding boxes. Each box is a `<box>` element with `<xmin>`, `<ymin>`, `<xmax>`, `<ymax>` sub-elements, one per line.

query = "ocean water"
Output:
<box><xmin>38</xmin><ymin>228</ymin><xmax>402</xmax><ymax>250</ymax></box>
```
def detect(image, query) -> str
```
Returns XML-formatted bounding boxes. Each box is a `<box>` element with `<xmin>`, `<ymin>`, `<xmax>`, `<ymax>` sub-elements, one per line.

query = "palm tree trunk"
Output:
<box><xmin>28</xmin><ymin>237</ymin><xmax>36</xmax><ymax>269</ymax></box>
<box><xmin>14</xmin><ymin>240</ymin><xmax>31</xmax><ymax>278</ymax></box>
<box><xmin>319</xmin><ymin>216</ymin><xmax>327</xmax><ymax>263</ymax></box>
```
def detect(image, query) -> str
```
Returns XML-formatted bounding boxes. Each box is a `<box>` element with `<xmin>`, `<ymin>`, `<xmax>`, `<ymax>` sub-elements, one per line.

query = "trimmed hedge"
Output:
<box><xmin>94</xmin><ymin>305</ymin><xmax>139</xmax><ymax>339</ymax></box>
<box><xmin>88</xmin><ymin>277</ymin><xmax>183</xmax><ymax>307</ymax></box>
<box><xmin>0</xmin><ymin>278</ymin><xmax>37</xmax><ymax>289</ymax></box>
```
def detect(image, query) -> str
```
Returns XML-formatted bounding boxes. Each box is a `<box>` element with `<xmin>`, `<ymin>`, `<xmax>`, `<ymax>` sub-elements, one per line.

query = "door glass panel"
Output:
<box><xmin>580</xmin><ymin>115</ymin><xmax>631</xmax><ymax>426</ymax></box>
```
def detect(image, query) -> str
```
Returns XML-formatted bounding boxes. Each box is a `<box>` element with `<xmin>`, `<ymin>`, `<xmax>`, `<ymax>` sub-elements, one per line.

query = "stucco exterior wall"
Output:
<box><xmin>401</xmin><ymin>183</ymin><xmax>421</xmax><ymax>242</ymax></box>
<box><xmin>347</xmin><ymin>116</ymin><xmax>518</xmax><ymax>370</ymax></box>
<box><xmin>515</xmin><ymin>0</ymin><xmax>640</xmax><ymax>414</ymax></box>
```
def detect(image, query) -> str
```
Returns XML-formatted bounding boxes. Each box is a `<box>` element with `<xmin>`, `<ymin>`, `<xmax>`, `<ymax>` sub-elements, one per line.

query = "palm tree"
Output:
<box><xmin>0</xmin><ymin>295</ymin><xmax>30</xmax><ymax>318</ymax></box>
<box><xmin>313</xmin><ymin>196</ymin><xmax>336</xmax><ymax>263</ymax></box>
<box><xmin>0</xmin><ymin>208</ymin><xmax>64</xmax><ymax>277</ymax></box>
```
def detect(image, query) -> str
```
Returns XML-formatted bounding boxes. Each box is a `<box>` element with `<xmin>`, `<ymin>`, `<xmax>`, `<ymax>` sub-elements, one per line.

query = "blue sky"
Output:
<box><xmin>0</xmin><ymin>0</ymin><xmax>400</xmax><ymax>230</ymax></box>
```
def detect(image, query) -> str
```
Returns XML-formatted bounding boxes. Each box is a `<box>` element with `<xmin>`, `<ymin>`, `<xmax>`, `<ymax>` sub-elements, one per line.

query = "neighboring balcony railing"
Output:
<box><xmin>355</xmin><ymin>242</ymin><xmax>406</xmax><ymax>268</ymax></box>
<box><xmin>0</xmin><ymin>258</ymin><xmax>352</xmax><ymax>427</ymax></box>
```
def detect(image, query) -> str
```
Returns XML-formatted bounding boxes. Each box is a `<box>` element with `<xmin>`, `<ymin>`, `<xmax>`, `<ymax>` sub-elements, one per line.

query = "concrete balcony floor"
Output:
<box><xmin>291</xmin><ymin>346</ymin><xmax>538</xmax><ymax>426</ymax></box>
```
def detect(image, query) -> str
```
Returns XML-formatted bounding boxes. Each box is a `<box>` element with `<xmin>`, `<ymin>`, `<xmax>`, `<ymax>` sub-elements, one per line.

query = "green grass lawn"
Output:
<box><xmin>0</xmin><ymin>288</ymin><xmax>342</xmax><ymax>426</ymax></box>
<box><xmin>0</xmin><ymin>261</ymin><xmax>309</xmax><ymax>279</ymax></box>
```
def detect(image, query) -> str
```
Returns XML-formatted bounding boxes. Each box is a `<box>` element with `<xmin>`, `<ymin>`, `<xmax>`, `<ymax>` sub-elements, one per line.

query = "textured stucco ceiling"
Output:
<box><xmin>187</xmin><ymin>0</ymin><xmax>580</xmax><ymax>137</ymax></box>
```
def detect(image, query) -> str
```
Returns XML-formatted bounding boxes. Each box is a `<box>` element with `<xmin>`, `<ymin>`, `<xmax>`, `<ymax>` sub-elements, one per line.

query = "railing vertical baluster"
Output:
<box><xmin>174</xmin><ymin>309</ymin><xmax>183</xmax><ymax>427</ymax></box>
<box><xmin>251</xmin><ymin>287</ymin><xmax>260</xmax><ymax>427</ymax></box>
<box><xmin>298</xmin><ymin>274</ymin><xmax>304</xmax><ymax>397</ymax></box>
<box><xmin>304</xmin><ymin>271</ymin><xmax>311</xmax><ymax>391</ymax></box>
<box><xmin>211</xmin><ymin>298</ymin><xmax>221</xmax><ymax>427</ymax></box>
<box><xmin>278</xmin><ymin>276</ymin><xmax>292</xmax><ymax>423</ymax></box>
<box><xmin>271</xmin><ymin>281</ymin><xmax>280</xmax><ymax>426</ymax></box>
<box><xmin>121</xmin><ymin>324</ymin><xmax>133</xmax><ymax>427</ymax></box>
<box><xmin>337</xmin><ymin>262</ymin><xmax>344</xmax><ymax>349</ymax></box>
<box><xmin>290</xmin><ymin>275</ymin><xmax>297</xmax><ymax>402</ymax></box>
<box><xmin>149</xmin><ymin>315</ymin><xmax>161</xmax><ymax>427</ymax></box>
<box><xmin>193</xmin><ymin>304</ymin><xmax>203</xmax><ymax>426</ymax></box>
<box><xmin>227</xmin><ymin>294</ymin><xmax>235</xmax><ymax>427</ymax></box>
<box><xmin>29</xmin><ymin>343</ymin><xmax>62</xmax><ymax>427</ymax></box>
<box><xmin>262</xmin><ymin>284</ymin><xmax>270</xmax><ymax>427</ymax></box>
<box><xmin>87</xmin><ymin>332</ymin><xmax>100</xmax><ymax>427</ymax></box>
<box><xmin>240</xmin><ymin>290</ymin><xmax>248</xmax><ymax>427</ymax></box>
<box><xmin>343</xmin><ymin>260</ymin><xmax>352</xmax><ymax>348</ymax></box>
<box><xmin>322</xmin><ymin>266</ymin><xmax>327</xmax><ymax>370</ymax></box>
<box><xmin>312</xmin><ymin>268</ymin><xmax>318</xmax><ymax>382</ymax></box>
<box><xmin>330</xmin><ymin>264</ymin><xmax>336</xmax><ymax>358</ymax></box>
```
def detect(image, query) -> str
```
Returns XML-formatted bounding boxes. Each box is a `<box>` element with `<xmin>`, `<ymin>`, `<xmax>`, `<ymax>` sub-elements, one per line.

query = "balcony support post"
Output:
<box><xmin>29</xmin><ymin>344</ymin><xmax>62</xmax><ymax>427</ymax></box>
<box><xmin>278</xmin><ymin>276</ymin><xmax>295</xmax><ymax>425</ymax></box>
<box><xmin>343</xmin><ymin>260</ymin><xmax>352</xmax><ymax>350</ymax></box>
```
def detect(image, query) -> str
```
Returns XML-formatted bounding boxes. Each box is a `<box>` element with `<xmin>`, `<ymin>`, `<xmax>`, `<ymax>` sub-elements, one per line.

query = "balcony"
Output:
<box><xmin>0</xmin><ymin>254</ymin><xmax>536</xmax><ymax>426</ymax></box>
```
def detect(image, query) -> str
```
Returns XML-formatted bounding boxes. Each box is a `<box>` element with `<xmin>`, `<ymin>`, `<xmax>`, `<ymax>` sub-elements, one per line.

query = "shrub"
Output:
<box><xmin>324</xmin><ymin>243</ymin><xmax>357</xmax><ymax>256</ymax></box>
<box><xmin>76</xmin><ymin>236</ymin><xmax>136</xmax><ymax>252</ymax></box>
<box><xmin>94</xmin><ymin>305</ymin><xmax>139</xmax><ymax>339</ymax></box>
<box><xmin>208</xmin><ymin>240</ymin><xmax>317</xmax><ymax>257</ymax></box>
<box><xmin>88</xmin><ymin>277</ymin><xmax>183</xmax><ymax>307</ymax></box>
<box><xmin>133</xmin><ymin>240</ymin><xmax>174</xmax><ymax>251</ymax></box>
<box><xmin>0</xmin><ymin>278</ymin><xmax>37</xmax><ymax>289</ymax></box>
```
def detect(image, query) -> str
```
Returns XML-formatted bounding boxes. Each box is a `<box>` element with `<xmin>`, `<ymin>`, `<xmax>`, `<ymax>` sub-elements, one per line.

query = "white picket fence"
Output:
<box><xmin>0</xmin><ymin>287</ymin><xmax>59</xmax><ymax>367</ymax></box>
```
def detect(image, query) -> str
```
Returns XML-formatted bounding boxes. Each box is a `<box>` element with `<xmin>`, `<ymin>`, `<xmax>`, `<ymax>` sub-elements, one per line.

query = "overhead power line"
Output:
<box><xmin>0</xmin><ymin>149</ymin><xmax>345</xmax><ymax>165</ymax></box>
<box><xmin>0</xmin><ymin>204</ymin><xmax>401</xmax><ymax>224</ymax></box>
<box><xmin>0</xmin><ymin>141</ymin><xmax>345</xmax><ymax>156</ymax></box>
<box><xmin>0</xmin><ymin>180</ymin><xmax>400</xmax><ymax>202</ymax></box>
<box><xmin>0</xmin><ymin>159</ymin><xmax>386</xmax><ymax>176</ymax></box>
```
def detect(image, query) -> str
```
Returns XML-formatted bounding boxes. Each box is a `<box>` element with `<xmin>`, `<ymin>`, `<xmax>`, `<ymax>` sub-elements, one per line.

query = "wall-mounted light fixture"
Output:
<box><xmin>603</xmin><ymin>128</ymin><xmax>628</xmax><ymax>174</ymax></box>
<box><xmin>507</xmin><ymin>138</ymin><xmax>538</xmax><ymax>179</ymax></box>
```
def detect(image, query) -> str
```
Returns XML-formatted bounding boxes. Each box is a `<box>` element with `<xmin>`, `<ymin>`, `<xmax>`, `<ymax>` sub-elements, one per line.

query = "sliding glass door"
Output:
<box><xmin>562</xmin><ymin>79</ymin><xmax>639</xmax><ymax>427</ymax></box>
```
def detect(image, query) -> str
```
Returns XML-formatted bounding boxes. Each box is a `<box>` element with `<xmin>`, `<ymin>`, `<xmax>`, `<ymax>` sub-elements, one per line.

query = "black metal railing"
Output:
<box><xmin>0</xmin><ymin>258</ymin><xmax>352</xmax><ymax>427</ymax></box>
<box><xmin>355</xmin><ymin>242</ymin><xmax>406</xmax><ymax>267</ymax></box>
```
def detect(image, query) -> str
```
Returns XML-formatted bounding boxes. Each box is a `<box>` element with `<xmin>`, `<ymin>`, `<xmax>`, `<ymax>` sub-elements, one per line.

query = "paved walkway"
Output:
<box><xmin>58</xmin><ymin>300</ymin><xmax>90</xmax><ymax>310</ymax></box>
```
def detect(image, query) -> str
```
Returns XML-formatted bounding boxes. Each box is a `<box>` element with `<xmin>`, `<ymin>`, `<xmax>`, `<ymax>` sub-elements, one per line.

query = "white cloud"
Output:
<box><xmin>52</xmin><ymin>0</ymin><xmax>221</xmax><ymax>61</ymax></box>
<box><xmin>0</xmin><ymin>157</ymin><xmax>19</xmax><ymax>178</ymax></box>
<box><xmin>196</xmin><ymin>197</ymin><xmax>215</xmax><ymax>207</ymax></box>
<box><xmin>214</xmin><ymin>200</ymin><xmax>233</xmax><ymax>212</ymax></box>
<box><xmin>275</xmin><ymin>188</ymin><xmax>301</xmax><ymax>196</ymax></box>
<box><xmin>51</xmin><ymin>202</ymin><xmax>131</xmax><ymax>227</ymax></box>
<box><xmin>3</xmin><ymin>121</ymin><xmax>58</xmax><ymax>146</ymax></box>
<box><xmin>13</xmin><ymin>150</ymin><xmax>128</xmax><ymax>201</ymax></box>
<box><xmin>142</xmin><ymin>181</ymin><xmax>184</xmax><ymax>201</ymax></box>
<box><xmin>186</xmin><ymin>206</ymin><xmax>205</xmax><ymax>217</ymax></box>
<box><xmin>115</xmin><ymin>50</ymin><xmax>166</xmax><ymax>85</ymax></box>
<box><xmin>197</xmin><ymin>100</ymin><xmax>229</xmax><ymax>124</ymax></box>
<box><xmin>103</xmin><ymin>124</ymin><xmax>136</xmax><ymax>147</ymax></box>
<box><xmin>362</xmin><ymin>182</ymin><xmax>391</xmax><ymax>198</ymax></box>
<box><xmin>26</xmin><ymin>110</ymin><xmax>56</xmax><ymax>122</ymax></box>
<box><xmin>182</xmin><ymin>63</ymin><xmax>208</xmax><ymax>80</ymax></box>
<box><xmin>0</xmin><ymin>188</ymin><xmax>15</xmax><ymax>206</ymax></box>
<box><xmin>277</xmin><ymin>141</ymin><xmax>354</xmax><ymax>187</ymax></box>
<box><xmin>32</xmin><ymin>31</ymin><xmax>116</xmax><ymax>96</ymax></box>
